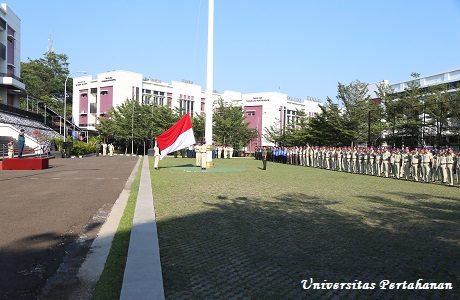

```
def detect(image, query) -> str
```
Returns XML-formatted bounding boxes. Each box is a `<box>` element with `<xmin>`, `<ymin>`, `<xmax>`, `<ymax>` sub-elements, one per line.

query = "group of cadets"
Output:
<box><xmin>255</xmin><ymin>145</ymin><xmax>460</xmax><ymax>186</ymax></box>
<box><xmin>192</xmin><ymin>144</ymin><xmax>235</xmax><ymax>170</ymax></box>
<box><xmin>188</xmin><ymin>144</ymin><xmax>234</xmax><ymax>159</ymax></box>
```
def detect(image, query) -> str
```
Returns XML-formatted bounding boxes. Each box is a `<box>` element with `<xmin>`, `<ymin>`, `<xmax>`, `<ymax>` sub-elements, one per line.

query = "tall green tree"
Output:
<box><xmin>376</xmin><ymin>81</ymin><xmax>407</xmax><ymax>147</ymax></box>
<box><xmin>398</xmin><ymin>72</ymin><xmax>423</xmax><ymax>147</ymax></box>
<box><xmin>283</xmin><ymin>109</ymin><xmax>311</xmax><ymax>146</ymax></box>
<box><xmin>337</xmin><ymin>80</ymin><xmax>377</xmax><ymax>146</ymax></box>
<box><xmin>307</xmin><ymin>97</ymin><xmax>351</xmax><ymax>146</ymax></box>
<box><xmin>20</xmin><ymin>52</ymin><xmax>71</xmax><ymax>114</ymax></box>
<box><xmin>213</xmin><ymin>100</ymin><xmax>257</xmax><ymax>148</ymax></box>
<box><xmin>192</xmin><ymin>113</ymin><xmax>205</xmax><ymax>143</ymax></box>
<box><xmin>263</xmin><ymin>120</ymin><xmax>284</xmax><ymax>146</ymax></box>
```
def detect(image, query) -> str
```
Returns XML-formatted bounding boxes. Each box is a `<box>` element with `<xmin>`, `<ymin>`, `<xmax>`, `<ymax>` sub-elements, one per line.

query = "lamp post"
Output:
<box><xmin>131</xmin><ymin>100</ymin><xmax>135</xmax><ymax>155</ymax></box>
<box><xmin>64</xmin><ymin>71</ymin><xmax>87</xmax><ymax>142</ymax></box>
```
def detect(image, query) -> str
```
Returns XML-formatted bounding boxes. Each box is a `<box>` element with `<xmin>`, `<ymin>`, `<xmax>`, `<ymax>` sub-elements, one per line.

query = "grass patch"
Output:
<box><xmin>92</xmin><ymin>158</ymin><xmax>142</xmax><ymax>300</ymax></box>
<box><xmin>151</xmin><ymin>157</ymin><xmax>460</xmax><ymax>299</ymax></box>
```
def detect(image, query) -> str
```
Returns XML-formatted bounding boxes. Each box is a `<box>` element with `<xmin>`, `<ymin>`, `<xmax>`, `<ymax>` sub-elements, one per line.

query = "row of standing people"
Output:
<box><xmin>255</xmin><ymin>146</ymin><xmax>460</xmax><ymax>186</ymax></box>
<box><xmin>187</xmin><ymin>145</ymin><xmax>234</xmax><ymax>159</ymax></box>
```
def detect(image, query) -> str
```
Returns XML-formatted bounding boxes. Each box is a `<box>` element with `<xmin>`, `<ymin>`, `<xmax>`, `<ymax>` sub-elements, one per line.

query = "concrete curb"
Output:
<box><xmin>120</xmin><ymin>156</ymin><xmax>165</xmax><ymax>300</ymax></box>
<box><xmin>77</xmin><ymin>157</ymin><xmax>141</xmax><ymax>285</ymax></box>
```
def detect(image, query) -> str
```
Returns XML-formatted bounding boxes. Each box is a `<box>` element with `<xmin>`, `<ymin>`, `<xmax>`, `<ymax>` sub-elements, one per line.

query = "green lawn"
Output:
<box><xmin>151</xmin><ymin>157</ymin><xmax>460</xmax><ymax>299</ymax></box>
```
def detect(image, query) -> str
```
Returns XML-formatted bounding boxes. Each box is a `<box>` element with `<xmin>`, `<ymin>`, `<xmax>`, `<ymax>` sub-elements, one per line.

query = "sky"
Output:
<box><xmin>5</xmin><ymin>0</ymin><xmax>460</xmax><ymax>102</ymax></box>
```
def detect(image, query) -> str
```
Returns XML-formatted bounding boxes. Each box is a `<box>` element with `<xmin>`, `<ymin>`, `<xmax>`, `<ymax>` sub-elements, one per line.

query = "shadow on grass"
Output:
<box><xmin>157</xmin><ymin>192</ymin><xmax>459</xmax><ymax>299</ymax></box>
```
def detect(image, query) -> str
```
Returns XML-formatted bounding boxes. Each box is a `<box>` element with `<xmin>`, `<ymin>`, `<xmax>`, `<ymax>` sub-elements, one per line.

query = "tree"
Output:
<box><xmin>307</xmin><ymin>97</ymin><xmax>351</xmax><ymax>146</ymax></box>
<box><xmin>397</xmin><ymin>72</ymin><xmax>423</xmax><ymax>147</ymax></box>
<box><xmin>337</xmin><ymin>80</ymin><xmax>375</xmax><ymax>146</ymax></box>
<box><xmin>283</xmin><ymin>109</ymin><xmax>311</xmax><ymax>146</ymax></box>
<box><xmin>97</xmin><ymin>99</ymin><xmax>177</xmax><ymax>154</ymax></box>
<box><xmin>20</xmin><ymin>52</ymin><xmax>71</xmax><ymax>114</ymax></box>
<box><xmin>213</xmin><ymin>100</ymin><xmax>257</xmax><ymax>149</ymax></box>
<box><xmin>376</xmin><ymin>81</ymin><xmax>402</xmax><ymax>146</ymax></box>
<box><xmin>192</xmin><ymin>113</ymin><xmax>205</xmax><ymax>143</ymax></box>
<box><xmin>263</xmin><ymin>119</ymin><xmax>283</xmax><ymax>146</ymax></box>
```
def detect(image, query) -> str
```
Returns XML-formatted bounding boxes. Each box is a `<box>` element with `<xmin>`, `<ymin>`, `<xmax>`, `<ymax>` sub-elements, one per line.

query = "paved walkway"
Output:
<box><xmin>120</xmin><ymin>156</ymin><xmax>165</xmax><ymax>300</ymax></box>
<box><xmin>0</xmin><ymin>155</ymin><xmax>139</xmax><ymax>299</ymax></box>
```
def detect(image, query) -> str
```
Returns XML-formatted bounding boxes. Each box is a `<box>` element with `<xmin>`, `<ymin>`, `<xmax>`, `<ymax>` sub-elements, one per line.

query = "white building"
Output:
<box><xmin>0</xmin><ymin>3</ymin><xmax>25</xmax><ymax>107</ymax></box>
<box><xmin>238</xmin><ymin>92</ymin><xmax>321</xmax><ymax>150</ymax></box>
<box><xmin>390</xmin><ymin>68</ymin><xmax>460</xmax><ymax>94</ymax></box>
<box><xmin>72</xmin><ymin>70</ymin><xmax>322</xmax><ymax>151</ymax></box>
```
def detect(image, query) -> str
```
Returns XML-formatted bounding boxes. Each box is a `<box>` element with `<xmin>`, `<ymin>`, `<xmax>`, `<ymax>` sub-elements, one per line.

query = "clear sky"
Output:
<box><xmin>5</xmin><ymin>0</ymin><xmax>460</xmax><ymax>102</ymax></box>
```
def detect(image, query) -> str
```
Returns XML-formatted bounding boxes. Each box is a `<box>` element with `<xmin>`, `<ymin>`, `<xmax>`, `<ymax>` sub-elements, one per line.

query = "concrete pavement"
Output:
<box><xmin>120</xmin><ymin>156</ymin><xmax>165</xmax><ymax>300</ymax></box>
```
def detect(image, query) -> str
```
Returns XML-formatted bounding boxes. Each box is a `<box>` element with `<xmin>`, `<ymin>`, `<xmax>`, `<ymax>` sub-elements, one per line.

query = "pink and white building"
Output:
<box><xmin>72</xmin><ymin>70</ymin><xmax>321</xmax><ymax>151</ymax></box>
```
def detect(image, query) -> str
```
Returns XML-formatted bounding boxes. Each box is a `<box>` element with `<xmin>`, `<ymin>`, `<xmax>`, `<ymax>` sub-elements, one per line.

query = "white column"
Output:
<box><xmin>205</xmin><ymin>0</ymin><xmax>214</xmax><ymax>168</ymax></box>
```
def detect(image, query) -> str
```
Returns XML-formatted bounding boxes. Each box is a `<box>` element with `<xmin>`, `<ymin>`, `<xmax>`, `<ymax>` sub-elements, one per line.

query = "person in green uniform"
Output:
<box><xmin>262</xmin><ymin>146</ymin><xmax>268</xmax><ymax>170</ymax></box>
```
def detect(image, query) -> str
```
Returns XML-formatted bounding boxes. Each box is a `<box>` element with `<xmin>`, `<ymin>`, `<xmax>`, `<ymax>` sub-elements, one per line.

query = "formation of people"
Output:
<box><xmin>187</xmin><ymin>144</ymin><xmax>235</xmax><ymax>160</ymax></box>
<box><xmin>255</xmin><ymin>145</ymin><xmax>460</xmax><ymax>186</ymax></box>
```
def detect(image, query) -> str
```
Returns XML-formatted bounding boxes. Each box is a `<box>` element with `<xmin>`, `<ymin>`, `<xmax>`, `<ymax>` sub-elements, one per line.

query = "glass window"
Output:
<box><xmin>90</xmin><ymin>103</ymin><xmax>97</xmax><ymax>113</ymax></box>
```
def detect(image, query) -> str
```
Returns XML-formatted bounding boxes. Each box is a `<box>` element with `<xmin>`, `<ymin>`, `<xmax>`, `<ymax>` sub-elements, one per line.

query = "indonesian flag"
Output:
<box><xmin>156</xmin><ymin>113</ymin><xmax>196</xmax><ymax>160</ymax></box>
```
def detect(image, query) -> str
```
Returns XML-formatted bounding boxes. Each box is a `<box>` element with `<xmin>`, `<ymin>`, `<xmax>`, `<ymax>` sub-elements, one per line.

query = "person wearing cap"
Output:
<box><xmin>382</xmin><ymin>148</ymin><xmax>391</xmax><ymax>178</ymax></box>
<box><xmin>439</xmin><ymin>150</ymin><xmax>448</xmax><ymax>184</ymax></box>
<box><xmin>195</xmin><ymin>144</ymin><xmax>201</xmax><ymax>167</ymax></box>
<box><xmin>445</xmin><ymin>148</ymin><xmax>455</xmax><ymax>186</ymax></box>
<box><xmin>420</xmin><ymin>148</ymin><xmax>432</xmax><ymax>183</ymax></box>
<box><xmin>410</xmin><ymin>149</ymin><xmax>420</xmax><ymax>181</ymax></box>
<box><xmin>401</xmin><ymin>148</ymin><xmax>411</xmax><ymax>179</ymax></box>
<box><xmin>261</xmin><ymin>146</ymin><xmax>268</xmax><ymax>170</ymax></box>
<box><xmin>393</xmin><ymin>148</ymin><xmax>402</xmax><ymax>179</ymax></box>
<box><xmin>432</xmin><ymin>149</ymin><xmax>440</xmax><ymax>182</ymax></box>
<box><xmin>368</xmin><ymin>148</ymin><xmax>375</xmax><ymax>175</ymax></box>
<box><xmin>17</xmin><ymin>129</ymin><xmax>25</xmax><ymax>158</ymax></box>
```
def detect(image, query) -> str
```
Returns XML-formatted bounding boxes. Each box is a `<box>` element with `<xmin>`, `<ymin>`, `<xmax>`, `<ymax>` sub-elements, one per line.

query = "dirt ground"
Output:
<box><xmin>0</xmin><ymin>155</ymin><xmax>138</xmax><ymax>299</ymax></box>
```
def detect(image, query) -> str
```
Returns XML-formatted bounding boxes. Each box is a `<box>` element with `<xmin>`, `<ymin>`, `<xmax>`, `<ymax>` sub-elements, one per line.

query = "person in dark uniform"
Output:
<box><xmin>262</xmin><ymin>146</ymin><xmax>268</xmax><ymax>170</ymax></box>
<box><xmin>17</xmin><ymin>129</ymin><xmax>25</xmax><ymax>158</ymax></box>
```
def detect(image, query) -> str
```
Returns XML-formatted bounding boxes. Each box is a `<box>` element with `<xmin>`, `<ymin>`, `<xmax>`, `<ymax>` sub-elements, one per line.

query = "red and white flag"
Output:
<box><xmin>156</xmin><ymin>113</ymin><xmax>196</xmax><ymax>160</ymax></box>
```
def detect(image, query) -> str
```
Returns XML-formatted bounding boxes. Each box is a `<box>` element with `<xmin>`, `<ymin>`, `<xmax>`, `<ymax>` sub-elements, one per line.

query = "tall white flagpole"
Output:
<box><xmin>205</xmin><ymin>0</ymin><xmax>214</xmax><ymax>168</ymax></box>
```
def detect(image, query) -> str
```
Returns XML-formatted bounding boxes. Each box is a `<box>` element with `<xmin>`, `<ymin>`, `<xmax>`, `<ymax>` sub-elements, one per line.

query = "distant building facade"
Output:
<box><xmin>0</xmin><ymin>3</ymin><xmax>25</xmax><ymax>107</ymax></box>
<box><xmin>72</xmin><ymin>70</ymin><xmax>322</xmax><ymax>151</ymax></box>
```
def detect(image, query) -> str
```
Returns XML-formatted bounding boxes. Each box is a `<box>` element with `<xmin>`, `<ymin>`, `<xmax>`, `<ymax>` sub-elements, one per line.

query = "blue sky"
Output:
<box><xmin>6</xmin><ymin>0</ymin><xmax>460</xmax><ymax>102</ymax></box>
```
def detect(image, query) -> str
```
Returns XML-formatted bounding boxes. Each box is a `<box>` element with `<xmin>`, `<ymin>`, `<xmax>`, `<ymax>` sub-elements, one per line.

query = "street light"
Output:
<box><xmin>131</xmin><ymin>100</ymin><xmax>135</xmax><ymax>155</ymax></box>
<box><xmin>64</xmin><ymin>71</ymin><xmax>87</xmax><ymax>142</ymax></box>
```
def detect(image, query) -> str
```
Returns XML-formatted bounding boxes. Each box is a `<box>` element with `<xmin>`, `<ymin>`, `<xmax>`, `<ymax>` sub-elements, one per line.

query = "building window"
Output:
<box><xmin>0</xmin><ymin>43</ymin><xmax>5</xmax><ymax>60</ymax></box>
<box><xmin>0</xmin><ymin>17</ymin><xmax>6</xmax><ymax>31</ymax></box>
<box><xmin>90</xmin><ymin>103</ymin><xmax>97</xmax><ymax>113</ymax></box>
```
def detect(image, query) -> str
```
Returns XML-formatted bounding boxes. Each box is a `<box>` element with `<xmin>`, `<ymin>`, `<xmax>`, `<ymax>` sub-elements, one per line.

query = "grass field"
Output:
<box><xmin>151</xmin><ymin>157</ymin><xmax>459</xmax><ymax>299</ymax></box>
